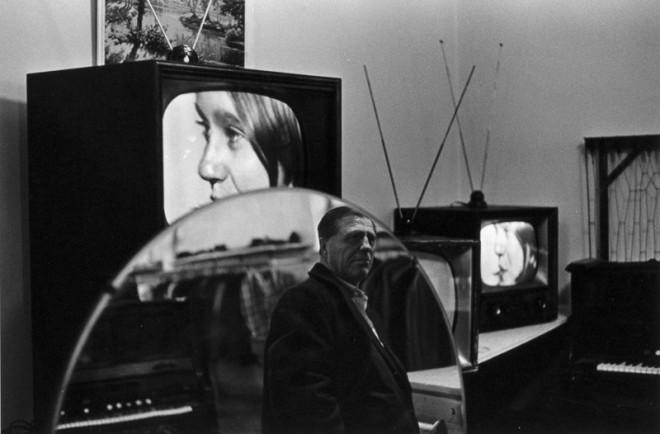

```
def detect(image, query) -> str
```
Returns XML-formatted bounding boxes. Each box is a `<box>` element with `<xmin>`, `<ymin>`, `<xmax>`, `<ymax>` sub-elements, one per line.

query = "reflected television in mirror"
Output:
<box><xmin>397</xmin><ymin>235</ymin><xmax>480</xmax><ymax>371</ymax></box>
<box><xmin>51</xmin><ymin>189</ymin><xmax>466</xmax><ymax>434</ymax></box>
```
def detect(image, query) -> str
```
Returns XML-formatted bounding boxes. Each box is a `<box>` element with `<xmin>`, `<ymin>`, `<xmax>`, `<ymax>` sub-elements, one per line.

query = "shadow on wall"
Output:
<box><xmin>0</xmin><ymin>97</ymin><xmax>33</xmax><ymax>424</ymax></box>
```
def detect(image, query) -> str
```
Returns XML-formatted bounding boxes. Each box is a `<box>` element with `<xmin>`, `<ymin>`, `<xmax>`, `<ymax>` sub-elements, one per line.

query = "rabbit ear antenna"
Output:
<box><xmin>364</xmin><ymin>64</ymin><xmax>404</xmax><ymax>220</ymax></box>
<box><xmin>479</xmin><ymin>42</ymin><xmax>504</xmax><ymax>191</ymax></box>
<box><xmin>193</xmin><ymin>0</ymin><xmax>215</xmax><ymax>51</ymax></box>
<box><xmin>411</xmin><ymin>65</ymin><xmax>476</xmax><ymax>224</ymax></box>
<box><xmin>145</xmin><ymin>0</ymin><xmax>173</xmax><ymax>51</ymax></box>
<box><xmin>440</xmin><ymin>40</ymin><xmax>474</xmax><ymax>192</ymax></box>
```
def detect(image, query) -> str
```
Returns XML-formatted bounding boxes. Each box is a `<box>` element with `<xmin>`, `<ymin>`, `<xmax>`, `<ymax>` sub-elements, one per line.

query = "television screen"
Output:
<box><xmin>480</xmin><ymin>220</ymin><xmax>545</xmax><ymax>291</ymax></box>
<box><xmin>163</xmin><ymin>91</ymin><xmax>304</xmax><ymax>223</ymax></box>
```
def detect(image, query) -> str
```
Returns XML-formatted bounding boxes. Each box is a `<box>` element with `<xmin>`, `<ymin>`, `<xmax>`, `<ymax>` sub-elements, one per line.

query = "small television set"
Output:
<box><xmin>394</xmin><ymin>205</ymin><xmax>558</xmax><ymax>332</ymax></box>
<box><xmin>27</xmin><ymin>60</ymin><xmax>341</xmax><ymax>429</ymax></box>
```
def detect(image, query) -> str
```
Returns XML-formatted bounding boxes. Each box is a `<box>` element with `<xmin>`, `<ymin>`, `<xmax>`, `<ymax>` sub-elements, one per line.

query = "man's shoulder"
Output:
<box><xmin>278</xmin><ymin>265</ymin><xmax>341</xmax><ymax>305</ymax></box>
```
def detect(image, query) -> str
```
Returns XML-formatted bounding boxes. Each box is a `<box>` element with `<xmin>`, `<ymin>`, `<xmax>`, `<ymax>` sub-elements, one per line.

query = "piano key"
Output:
<box><xmin>596</xmin><ymin>361</ymin><xmax>660</xmax><ymax>375</ymax></box>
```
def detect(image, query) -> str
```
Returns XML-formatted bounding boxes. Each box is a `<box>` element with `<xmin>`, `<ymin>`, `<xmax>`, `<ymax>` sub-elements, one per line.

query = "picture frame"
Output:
<box><xmin>95</xmin><ymin>0</ymin><xmax>245</xmax><ymax>66</ymax></box>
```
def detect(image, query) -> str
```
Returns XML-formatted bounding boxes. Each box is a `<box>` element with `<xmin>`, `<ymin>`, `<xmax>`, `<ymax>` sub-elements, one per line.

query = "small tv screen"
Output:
<box><xmin>480</xmin><ymin>220</ymin><xmax>547</xmax><ymax>292</ymax></box>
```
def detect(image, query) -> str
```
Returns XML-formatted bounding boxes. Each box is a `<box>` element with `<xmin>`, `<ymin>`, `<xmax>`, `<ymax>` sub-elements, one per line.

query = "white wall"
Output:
<box><xmin>0</xmin><ymin>0</ymin><xmax>95</xmax><ymax>425</ymax></box>
<box><xmin>1</xmin><ymin>0</ymin><xmax>659</xmax><ymax>425</ymax></box>
<box><xmin>248</xmin><ymin>0</ymin><xmax>660</xmax><ymax>303</ymax></box>
<box><xmin>248</xmin><ymin>0</ymin><xmax>462</xmax><ymax>221</ymax></box>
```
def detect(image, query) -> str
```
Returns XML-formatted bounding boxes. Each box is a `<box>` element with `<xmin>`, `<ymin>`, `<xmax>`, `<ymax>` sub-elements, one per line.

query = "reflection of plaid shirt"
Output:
<box><xmin>239</xmin><ymin>268</ymin><xmax>302</xmax><ymax>340</ymax></box>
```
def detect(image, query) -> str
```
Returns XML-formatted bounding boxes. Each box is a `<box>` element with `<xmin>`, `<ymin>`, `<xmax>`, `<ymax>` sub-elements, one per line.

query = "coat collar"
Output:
<box><xmin>308</xmin><ymin>263</ymin><xmax>412</xmax><ymax>395</ymax></box>
<box><xmin>309</xmin><ymin>263</ymin><xmax>362</xmax><ymax>303</ymax></box>
<box><xmin>309</xmin><ymin>263</ymin><xmax>391</xmax><ymax>352</ymax></box>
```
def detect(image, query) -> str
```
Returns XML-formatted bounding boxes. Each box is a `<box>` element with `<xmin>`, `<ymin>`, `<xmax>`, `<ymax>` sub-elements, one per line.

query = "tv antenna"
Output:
<box><xmin>439</xmin><ymin>41</ymin><xmax>504</xmax><ymax>208</ymax></box>
<box><xmin>363</xmin><ymin>65</ymin><xmax>404</xmax><ymax>220</ymax></box>
<box><xmin>192</xmin><ymin>0</ymin><xmax>214</xmax><ymax>51</ymax></box>
<box><xmin>440</xmin><ymin>40</ymin><xmax>474</xmax><ymax>193</ymax></box>
<box><xmin>478</xmin><ymin>42</ymin><xmax>504</xmax><ymax>196</ymax></box>
<box><xmin>145</xmin><ymin>0</ymin><xmax>173</xmax><ymax>52</ymax></box>
<box><xmin>412</xmin><ymin>64</ymin><xmax>476</xmax><ymax>223</ymax></box>
<box><xmin>145</xmin><ymin>0</ymin><xmax>212</xmax><ymax>63</ymax></box>
<box><xmin>364</xmin><ymin>63</ymin><xmax>475</xmax><ymax>226</ymax></box>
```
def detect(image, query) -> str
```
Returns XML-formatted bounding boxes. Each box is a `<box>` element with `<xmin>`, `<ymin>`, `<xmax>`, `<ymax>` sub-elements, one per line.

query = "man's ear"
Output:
<box><xmin>318</xmin><ymin>238</ymin><xmax>327</xmax><ymax>258</ymax></box>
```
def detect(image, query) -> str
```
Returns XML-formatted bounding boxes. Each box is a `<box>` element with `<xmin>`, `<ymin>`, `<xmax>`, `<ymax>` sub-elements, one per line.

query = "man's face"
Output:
<box><xmin>320</xmin><ymin>215</ymin><xmax>376</xmax><ymax>285</ymax></box>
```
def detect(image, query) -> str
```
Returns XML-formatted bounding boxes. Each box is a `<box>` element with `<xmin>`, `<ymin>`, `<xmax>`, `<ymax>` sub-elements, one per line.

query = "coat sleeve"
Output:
<box><xmin>262</xmin><ymin>287</ymin><xmax>345</xmax><ymax>434</ymax></box>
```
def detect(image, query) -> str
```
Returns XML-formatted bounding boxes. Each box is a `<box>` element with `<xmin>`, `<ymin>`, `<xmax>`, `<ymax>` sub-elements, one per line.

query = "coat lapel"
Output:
<box><xmin>309</xmin><ymin>264</ymin><xmax>409</xmax><ymax>381</ymax></box>
<box><xmin>310</xmin><ymin>264</ymin><xmax>384</xmax><ymax>345</ymax></box>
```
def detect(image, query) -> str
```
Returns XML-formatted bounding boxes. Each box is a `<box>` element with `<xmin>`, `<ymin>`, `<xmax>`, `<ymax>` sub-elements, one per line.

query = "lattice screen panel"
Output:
<box><xmin>584</xmin><ymin>135</ymin><xmax>660</xmax><ymax>262</ymax></box>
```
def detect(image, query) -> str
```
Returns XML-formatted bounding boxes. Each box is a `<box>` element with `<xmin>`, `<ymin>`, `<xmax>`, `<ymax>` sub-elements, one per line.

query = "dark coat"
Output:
<box><xmin>262</xmin><ymin>263</ymin><xmax>419</xmax><ymax>434</ymax></box>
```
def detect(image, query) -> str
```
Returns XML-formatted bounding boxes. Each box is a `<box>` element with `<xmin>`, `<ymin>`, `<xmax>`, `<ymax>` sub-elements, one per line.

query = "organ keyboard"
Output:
<box><xmin>566</xmin><ymin>259</ymin><xmax>660</xmax><ymax>418</ymax></box>
<box><xmin>572</xmin><ymin>355</ymin><xmax>660</xmax><ymax>377</ymax></box>
<box><xmin>55</xmin><ymin>359</ymin><xmax>212</xmax><ymax>433</ymax></box>
<box><xmin>57</xmin><ymin>404</ymin><xmax>195</xmax><ymax>431</ymax></box>
<box><xmin>596</xmin><ymin>360</ymin><xmax>660</xmax><ymax>376</ymax></box>
<box><xmin>53</xmin><ymin>300</ymin><xmax>216</xmax><ymax>433</ymax></box>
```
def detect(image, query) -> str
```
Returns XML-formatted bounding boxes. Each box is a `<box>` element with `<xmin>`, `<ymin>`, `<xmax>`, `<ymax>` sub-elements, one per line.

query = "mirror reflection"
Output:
<box><xmin>53</xmin><ymin>189</ymin><xmax>465</xmax><ymax>434</ymax></box>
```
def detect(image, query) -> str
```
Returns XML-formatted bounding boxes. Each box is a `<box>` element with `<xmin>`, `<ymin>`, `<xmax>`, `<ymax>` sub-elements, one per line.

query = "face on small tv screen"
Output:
<box><xmin>163</xmin><ymin>90</ymin><xmax>304</xmax><ymax>223</ymax></box>
<box><xmin>480</xmin><ymin>220</ymin><xmax>539</xmax><ymax>289</ymax></box>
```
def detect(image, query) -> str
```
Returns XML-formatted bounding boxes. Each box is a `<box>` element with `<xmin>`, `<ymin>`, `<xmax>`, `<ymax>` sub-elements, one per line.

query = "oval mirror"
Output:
<box><xmin>51</xmin><ymin>188</ymin><xmax>466</xmax><ymax>434</ymax></box>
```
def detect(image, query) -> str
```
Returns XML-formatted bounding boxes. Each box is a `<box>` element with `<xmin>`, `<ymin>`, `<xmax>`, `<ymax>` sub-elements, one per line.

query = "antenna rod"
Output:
<box><xmin>440</xmin><ymin>40</ymin><xmax>474</xmax><ymax>192</ymax></box>
<box><xmin>479</xmin><ymin>42</ymin><xmax>504</xmax><ymax>190</ymax></box>
<box><xmin>412</xmin><ymin>65</ymin><xmax>476</xmax><ymax>223</ymax></box>
<box><xmin>193</xmin><ymin>0</ymin><xmax>215</xmax><ymax>50</ymax></box>
<box><xmin>145</xmin><ymin>0</ymin><xmax>173</xmax><ymax>50</ymax></box>
<box><xmin>363</xmin><ymin>64</ymin><xmax>404</xmax><ymax>220</ymax></box>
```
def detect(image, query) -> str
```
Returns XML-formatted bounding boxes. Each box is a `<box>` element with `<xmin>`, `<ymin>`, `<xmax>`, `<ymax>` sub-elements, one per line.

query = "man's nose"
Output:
<box><xmin>360</xmin><ymin>235</ymin><xmax>373</xmax><ymax>250</ymax></box>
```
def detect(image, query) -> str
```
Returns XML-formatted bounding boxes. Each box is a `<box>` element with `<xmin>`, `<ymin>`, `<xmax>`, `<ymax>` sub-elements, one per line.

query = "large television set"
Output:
<box><xmin>27</xmin><ymin>60</ymin><xmax>341</xmax><ymax>429</ymax></box>
<box><xmin>394</xmin><ymin>205</ymin><xmax>558</xmax><ymax>332</ymax></box>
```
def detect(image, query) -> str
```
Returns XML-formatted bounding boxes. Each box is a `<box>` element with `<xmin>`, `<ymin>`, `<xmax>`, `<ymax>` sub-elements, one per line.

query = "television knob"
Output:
<box><xmin>535</xmin><ymin>299</ymin><xmax>547</xmax><ymax>311</ymax></box>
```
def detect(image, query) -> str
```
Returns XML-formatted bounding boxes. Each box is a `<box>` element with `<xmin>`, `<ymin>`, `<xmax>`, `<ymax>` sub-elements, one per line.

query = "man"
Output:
<box><xmin>262</xmin><ymin>206</ymin><xmax>419</xmax><ymax>433</ymax></box>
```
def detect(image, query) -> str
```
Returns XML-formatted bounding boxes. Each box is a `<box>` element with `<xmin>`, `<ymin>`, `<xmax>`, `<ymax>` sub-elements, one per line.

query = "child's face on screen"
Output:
<box><xmin>195</xmin><ymin>91</ymin><xmax>270</xmax><ymax>200</ymax></box>
<box><xmin>480</xmin><ymin>222</ymin><xmax>526</xmax><ymax>286</ymax></box>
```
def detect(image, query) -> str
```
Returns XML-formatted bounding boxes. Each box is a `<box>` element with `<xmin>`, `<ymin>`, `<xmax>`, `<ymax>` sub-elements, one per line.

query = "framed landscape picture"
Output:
<box><xmin>96</xmin><ymin>0</ymin><xmax>245</xmax><ymax>66</ymax></box>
